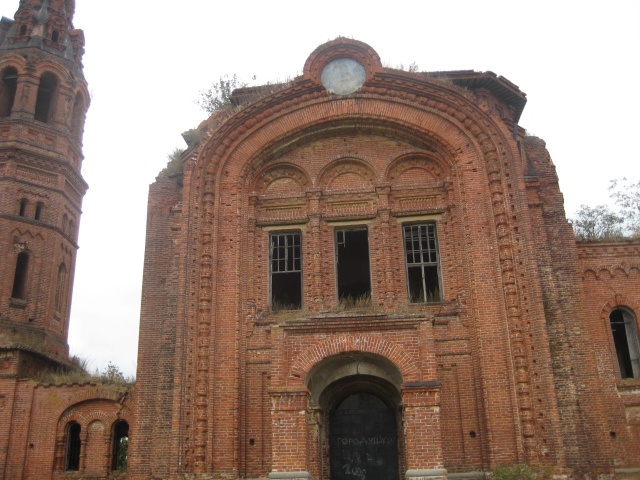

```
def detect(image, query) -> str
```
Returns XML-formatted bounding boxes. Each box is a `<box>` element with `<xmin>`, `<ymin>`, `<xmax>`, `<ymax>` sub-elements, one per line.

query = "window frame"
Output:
<box><xmin>269</xmin><ymin>230</ymin><xmax>303</xmax><ymax>311</ymax></box>
<box><xmin>402</xmin><ymin>222</ymin><xmax>443</xmax><ymax>304</ymax></box>
<box><xmin>609</xmin><ymin>307</ymin><xmax>640</xmax><ymax>379</ymax></box>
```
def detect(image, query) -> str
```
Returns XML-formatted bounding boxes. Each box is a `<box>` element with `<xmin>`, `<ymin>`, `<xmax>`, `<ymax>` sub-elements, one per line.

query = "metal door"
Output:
<box><xmin>329</xmin><ymin>408</ymin><xmax>399</xmax><ymax>480</ymax></box>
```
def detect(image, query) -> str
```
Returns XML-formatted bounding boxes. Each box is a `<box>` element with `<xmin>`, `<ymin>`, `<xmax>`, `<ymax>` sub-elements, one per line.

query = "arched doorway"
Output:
<box><xmin>307</xmin><ymin>353</ymin><xmax>403</xmax><ymax>480</ymax></box>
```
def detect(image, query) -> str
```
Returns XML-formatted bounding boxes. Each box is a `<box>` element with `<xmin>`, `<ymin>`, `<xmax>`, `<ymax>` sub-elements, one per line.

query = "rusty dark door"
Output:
<box><xmin>329</xmin><ymin>407</ymin><xmax>399</xmax><ymax>480</ymax></box>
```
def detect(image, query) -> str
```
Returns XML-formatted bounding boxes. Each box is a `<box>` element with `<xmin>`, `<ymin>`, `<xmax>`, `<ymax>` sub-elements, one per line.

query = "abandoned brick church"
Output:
<box><xmin>1</xmin><ymin>1</ymin><xmax>640</xmax><ymax>479</ymax></box>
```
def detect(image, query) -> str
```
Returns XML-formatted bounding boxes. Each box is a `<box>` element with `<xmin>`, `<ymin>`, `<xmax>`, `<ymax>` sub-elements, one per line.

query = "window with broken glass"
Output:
<box><xmin>270</xmin><ymin>232</ymin><xmax>302</xmax><ymax>311</ymax></box>
<box><xmin>403</xmin><ymin>223</ymin><xmax>442</xmax><ymax>303</ymax></box>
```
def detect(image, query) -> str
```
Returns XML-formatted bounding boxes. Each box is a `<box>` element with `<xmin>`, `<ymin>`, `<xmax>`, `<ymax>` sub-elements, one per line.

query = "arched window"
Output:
<box><xmin>55</xmin><ymin>263</ymin><xmax>67</xmax><ymax>315</ymax></box>
<box><xmin>65</xmin><ymin>421</ymin><xmax>81</xmax><ymax>471</ymax></box>
<box><xmin>34</xmin><ymin>72</ymin><xmax>58</xmax><ymax>123</ymax></box>
<box><xmin>609</xmin><ymin>308</ymin><xmax>640</xmax><ymax>379</ymax></box>
<box><xmin>34</xmin><ymin>202</ymin><xmax>43</xmax><ymax>220</ymax></box>
<box><xmin>19</xmin><ymin>198</ymin><xmax>27</xmax><ymax>216</ymax></box>
<box><xmin>19</xmin><ymin>24</ymin><xmax>27</xmax><ymax>36</ymax></box>
<box><xmin>111</xmin><ymin>420</ymin><xmax>129</xmax><ymax>471</ymax></box>
<box><xmin>12</xmin><ymin>251</ymin><xmax>29</xmax><ymax>300</ymax></box>
<box><xmin>71</xmin><ymin>93</ymin><xmax>86</xmax><ymax>141</ymax></box>
<box><xmin>0</xmin><ymin>67</ymin><xmax>18</xmax><ymax>117</ymax></box>
<box><xmin>51</xmin><ymin>30</ymin><xmax>59</xmax><ymax>42</ymax></box>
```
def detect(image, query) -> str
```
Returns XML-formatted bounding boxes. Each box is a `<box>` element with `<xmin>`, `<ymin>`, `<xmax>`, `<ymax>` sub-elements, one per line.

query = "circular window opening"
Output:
<box><xmin>321</xmin><ymin>58</ymin><xmax>366</xmax><ymax>95</ymax></box>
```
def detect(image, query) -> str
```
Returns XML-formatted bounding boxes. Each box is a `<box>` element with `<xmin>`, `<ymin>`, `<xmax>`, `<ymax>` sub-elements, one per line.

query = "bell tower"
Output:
<box><xmin>0</xmin><ymin>0</ymin><xmax>88</xmax><ymax>374</ymax></box>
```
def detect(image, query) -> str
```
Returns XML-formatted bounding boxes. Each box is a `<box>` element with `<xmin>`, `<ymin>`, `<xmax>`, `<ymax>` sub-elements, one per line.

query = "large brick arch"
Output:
<box><xmin>288</xmin><ymin>334</ymin><xmax>421</xmax><ymax>387</ymax></box>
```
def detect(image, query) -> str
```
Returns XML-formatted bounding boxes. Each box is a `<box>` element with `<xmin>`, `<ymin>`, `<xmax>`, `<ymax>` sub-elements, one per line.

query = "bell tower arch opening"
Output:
<box><xmin>306</xmin><ymin>353</ymin><xmax>404</xmax><ymax>480</ymax></box>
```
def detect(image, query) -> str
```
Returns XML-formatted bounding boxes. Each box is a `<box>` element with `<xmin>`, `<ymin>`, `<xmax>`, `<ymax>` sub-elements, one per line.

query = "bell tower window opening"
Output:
<box><xmin>19</xmin><ymin>24</ymin><xmax>27</xmax><ymax>36</ymax></box>
<box><xmin>12</xmin><ymin>251</ymin><xmax>29</xmax><ymax>300</ymax></box>
<box><xmin>64</xmin><ymin>421</ymin><xmax>81</xmax><ymax>471</ymax></box>
<box><xmin>335</xmin><ymin>228</ymin><xmax>371</xmax><ymax>304</ymax></box>
<box><xmin>403</xmin><ymin>223</ymin><xmax>442</xmax><ymax>303</ymax></box>
<box><xmin>51</xmin><ymin>30</ymin><xmax>59</xmax><ymax>42</ymax></box>
<box><xmin>270</xmin><ymin>232</ymin><xmax>302</xmax><ymax>311</ymax></box>
<box><xmin>55</xmin><ymin>263</ymin><xmax>68</xmax><ymax>315</ymax></box>
<box><xmin>34</xmin><ymin>73</ymin><xmax>58</xmax><ymax>123</ymax></box>
<box><xmin>609</xmin><ymin>308</ymin><xmax>640</xmax><ymax>379</ymax></box>
<box><xmin>34</xmin><ymin>202</ymin><xmax>43</xmax><ymax>220</ymax></box>
<box><xmin>19</xmin><ymin>198</ymin><xmax>27</xmax><ymax>216</ymax></box>
<box><xmin>0</xmin><ymin>67</ymin><xmax>17</xmax><ymax>117</ymax></box>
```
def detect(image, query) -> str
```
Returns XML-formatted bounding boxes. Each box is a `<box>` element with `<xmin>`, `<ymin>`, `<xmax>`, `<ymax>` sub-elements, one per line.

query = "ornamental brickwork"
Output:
<box><xmin>0</xmin><ymin>6</ymin><xmax>639</xmax><ymax>479</ymax></box>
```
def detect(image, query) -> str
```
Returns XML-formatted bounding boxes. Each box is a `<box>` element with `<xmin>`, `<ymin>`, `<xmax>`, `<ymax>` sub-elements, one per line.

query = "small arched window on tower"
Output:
<box><xmin>55</xmin><ymin>263</ymin><xmax>68</xmax><ymax>316</ymax></box>
<box><xmin>19</xmin><ymin>24</ymin><xmax>27</xmax><ymax>36</ymax></box>
<box><xmin>0</xmin><ymin>67</ymin><xmax>18</xmax><ymax>117</ymax></box>
<box><xmin>12</xmin><ymin>251</ymin><xmax>29</xmax><ymax>300</ymax></box>
<box><xmin>65</xmin><ymin>421</ymin><xmax>81</xmax><ymax>471</ymax></box>
<box><xmin>34</xmin><ymin>202</ymin><xmax>43</xmax><ymax>220</ymax></box>
<box><xmin>51</xmin><ymin>30</ymin><xmax>59</xmax><ymax>43</ymax></box>
<box><xmin>71</xmin><ymin>93</ymin><xmax>86</xmax><ymax>142</ymax></box>
<box><xmin>111</xmin><ymin>420</ymin><xmax>129</xmax><ymax>471</ymax></box>
<box><xmin>19</xmin><ymin>198</ymin><xmax>28</xmax><ymax>216</ymax></box>
<box><xmin>34</xmin><ymin>72</ymin><xmax>58</xmax><ymax>123</ymax></box>
<box><xmin>609</xmin><ymin>308</ymin><xmax>640</xmax><ymax>379</ymax></box>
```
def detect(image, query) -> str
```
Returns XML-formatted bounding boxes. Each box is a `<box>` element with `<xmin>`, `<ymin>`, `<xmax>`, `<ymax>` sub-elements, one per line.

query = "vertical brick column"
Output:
<box><xmin>402</xmin><ymin>382</ymin><xmax>447</xmax><ymax>480</ymax></box>
<box><xmin>269</xmin><ymin>388</ymin><xmax>312</xmax><ymax>479</ymax></box>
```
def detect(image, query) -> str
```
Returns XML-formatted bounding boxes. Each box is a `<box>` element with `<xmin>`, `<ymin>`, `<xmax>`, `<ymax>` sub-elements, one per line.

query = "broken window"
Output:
<box><xmin>12</xmin><ymin>251</ymin><xmax>29</xmax><ymax>300</ymax></box>
<box><xmin>270</xmin><ymin>232</ymin><xmax>302</xmax><ymax>311</ymax></box>
<box><xmin>403</xmin><ymin>223</ymin><xmax>442</xmax><ymax>303</ymax></box>
<box><xmin>609</xmin><ymin>308</ymin><xmax>640</xmax><ymax>379</ymax></box>
<box><xmin>335</xmin><ymin>228</ymin><xmax>371</xmax><ymax>304</ymax></box>
<box><xmin>0</xmin><ymin>67</ymin><xmax>17</xmax><ymax>117</ymax></box>
<box><xmin>65</xmin><ymin>421</ymin><xmax>81</xmax><ymax>471</ymax></box>
<box><xmin>34</xmin><ymin>72</ymin><xmax>58</xmax><ymax>123</ymax></box>
<box><xmin>111</xmin><ymin>420</ymin><xmax>129</xmax><ymax>471</ymax></box>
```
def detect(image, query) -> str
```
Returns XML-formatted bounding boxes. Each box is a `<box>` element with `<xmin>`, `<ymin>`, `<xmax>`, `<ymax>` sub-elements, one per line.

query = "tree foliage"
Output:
<box><xmin>98</xmin><ymin>361</ymin><xmax>133</xmax><ymax>384</ymax></box>
<box><xmin>197</xmin><ymin>74</ymin><xmax>247</xmax><ymax>115</ymax></box>
<box><xmin>571</xmin><ymin>178</ymin><xmax>640</xmax><ymax>241</ymax></box>
<box><xmin>609</xmin><ymin>177</ymin><xmax>640</xmax><ymax>236</ymax></box>
<box><xmin>572</xmin><ymin>204</ymin><xmax>624</xmax><ymax>241</ymax></box>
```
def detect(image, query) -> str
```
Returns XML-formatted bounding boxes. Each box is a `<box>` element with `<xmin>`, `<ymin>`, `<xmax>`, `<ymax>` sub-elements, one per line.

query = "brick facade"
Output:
<box><xmin>0</xmin><ymin>4</ymin><xmax>639</xmax><ymax>479</ymax></box>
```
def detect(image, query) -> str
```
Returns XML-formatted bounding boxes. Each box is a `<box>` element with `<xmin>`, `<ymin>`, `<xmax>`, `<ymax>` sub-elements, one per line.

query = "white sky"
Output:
<box><xmin>2</xmin><ymin>1</ymin><xmax>638</xmax><ymax>377</ymax></box>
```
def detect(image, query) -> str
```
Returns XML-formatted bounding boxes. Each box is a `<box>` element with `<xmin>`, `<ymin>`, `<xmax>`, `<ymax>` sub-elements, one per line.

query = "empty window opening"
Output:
<box><xmin>270</xmin><ymin>232</ymin><xmax>302</xmax><ymax>311</ymax></box>
<box><xmin>0</xmin><ymin>67</ymin><xmax>17</xmax><ymax>117</ymax></box>
<box><xmin>403</xmin><ymin>223</ymin><xmax>442</xmax><ymax>303</ymax></box>
<box><xmin>335</xmin><ymin>228</ymin><xmax>371</xmax><ymax>304</ymax></box>
<box><xmin>34</xmin><ymin>73</ymin><xmax>58</xmax><ymax>123</ymax></box>
<box><xmin>12</xmin><ymin>251</ymin><xmax>29</xmax><ymax>300</ymax></box>
<box><xmin>51</xmin><ymin>30</ymin><xmax>59</xmax><ymax>42</ymax></box>
<box><xmin>55</xmin><ymin>263</ymin><xmax>68</xmax><ymax>315</ymax></box>
<box><xmin>19</xmin><ymin>198</ymin><xmax>27</xmax><ymax>216</ymax></box>
<box><xmin>34</xmin><ymin>202</ymin><xmax>43</xmax><ymax>220</ymax></box>
<box><xmin>65</xmin><ymin>421</ymin><xmax>81</xmax><ymax>471</ymax></box>
<box><xmin>609</xmin><ymin>308</ymin><xmax>640</xmax><ymax>379</ymax></box>
<box><xmin>111</xmin><ymin>420</ymin><xmax>129</xmax><ymax>471</ymax></box>
<box><xmin>19</xmin><ymin>24</ymin><xmax>27</xmax><ymax>36</ymax></box>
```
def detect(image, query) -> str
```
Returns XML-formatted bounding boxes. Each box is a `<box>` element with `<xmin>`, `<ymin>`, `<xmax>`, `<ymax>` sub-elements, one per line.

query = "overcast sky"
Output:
<box><xmin>2</xmin><ymin>1</ymin><xmax>638</xmax><ymax>377</ymax></box>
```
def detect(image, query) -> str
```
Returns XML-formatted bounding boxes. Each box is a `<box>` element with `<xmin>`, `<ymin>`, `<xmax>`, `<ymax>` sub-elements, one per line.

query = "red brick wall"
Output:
<box><xmin>131</xmin><ymin>39</ymin><xmax>640</xmax><ymax>478</ymax></box>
